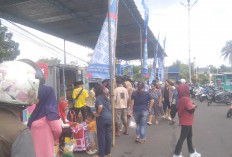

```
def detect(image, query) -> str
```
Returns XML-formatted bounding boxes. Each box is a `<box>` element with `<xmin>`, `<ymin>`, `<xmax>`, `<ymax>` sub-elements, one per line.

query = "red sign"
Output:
<box><xmin>86</xmin><ymin>73</ymin><xmax>92</xmax><ymax>78</ymax></box>
<box><xmin>36</xmin><ymin>62</ymin><xmax>48</xmax><ymax>79</ymax></box>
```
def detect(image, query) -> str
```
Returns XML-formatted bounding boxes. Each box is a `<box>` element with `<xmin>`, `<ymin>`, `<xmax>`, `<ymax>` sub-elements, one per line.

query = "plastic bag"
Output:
<box><xmin>129</xmin><ymin>116</ymin><xmax>136</xmax><ymax>128</ymax></box>
<box><xmin>53</xmin><ymin>143</ymin><xmax>59</xmax><ymax>157</ymax></box>
<box><xmin>63</xmin><ymin>137</ymin><xmax>76</xmax><ymax>154</ymax></box>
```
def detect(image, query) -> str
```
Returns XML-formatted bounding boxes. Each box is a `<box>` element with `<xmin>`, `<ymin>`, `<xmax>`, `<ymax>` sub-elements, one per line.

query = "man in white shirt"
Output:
<box><xmin>114</xmin><ymin>79</ymin><xmax>129</xmax><ymax>136</ymax></box>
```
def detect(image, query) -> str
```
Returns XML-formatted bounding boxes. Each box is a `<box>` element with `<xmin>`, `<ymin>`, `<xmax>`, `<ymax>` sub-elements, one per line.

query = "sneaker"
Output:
<box><xmin>190</xmin><ymin>151</ymin><xmax>201</xmax><ymax>157</ymax></box>
<box><xmin>169</xmin><ymin>121</ymin><xmax>175</xmax><ymax>125</ymax></box>
<box><xmin>168</xmin><ymin>116</ymin><xmax>172</xmax><ymax>120</ymax></box>
<box><xmin>87</xmin><ymin>150</ymin><xmax>95</xmax><ymax>154</ymax></box>
<box><xmin>147</xmin><ymin>122</ymin><xmax>152</xmax><ymax>125</ymax></box>
<box><xmin>162</xmin><ymin>115</ymin><xmax>167</xmax><ymax>119</ymax></box>
<box><xmin>93</xmin><ymin>149</ymin><xmax>98</xmax><ymax>153</ymax></box>
<box><xmin>173</xmin><ymin>153</ymin><xmax>184</xmax><ymax>157</ymax></box>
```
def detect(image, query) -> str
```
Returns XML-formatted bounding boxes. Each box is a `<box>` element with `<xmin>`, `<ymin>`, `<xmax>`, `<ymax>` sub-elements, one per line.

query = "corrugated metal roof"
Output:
<box><xmin>0</xmin><ymin>0</ymin><xmax>164</xmax><ymax>60</ymax></box>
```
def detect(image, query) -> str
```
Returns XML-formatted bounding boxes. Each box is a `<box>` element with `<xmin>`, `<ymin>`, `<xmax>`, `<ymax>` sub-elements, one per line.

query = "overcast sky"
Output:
<box><xmin>135</xmin><ymin>0</ymin><xmax>232</xmax><ymax>67</ymax></box>
<box><xmin>2</xmin><ymin>0</ymin><xmax>232</xmax><ymax>68</ymax></box>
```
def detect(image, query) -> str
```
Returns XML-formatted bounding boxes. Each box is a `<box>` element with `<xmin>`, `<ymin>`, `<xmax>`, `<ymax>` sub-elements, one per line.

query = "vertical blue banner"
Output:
<box><xmin>149</xmin><ymin>34</ymin><xmax>159</xmax><ymax>85</ymax></box>
<box><xmin>116</xmin><ymin>62</ymin><xmax>121</xmax><ymax>75</ymax></box>
<box><xmin>158</xmin><ymin>36</ymin><xmax>166</xmax><ymax>82</ymax></box>
<box><xmin>142</xmin><ymin>0</ymin><xmax>149</xmax><ymax>78</ymax></box>
<box><xmin>86</xmin><ymin>0</ymin><xmax>118</xmax><ymax>79</ymax></box>
<box><xmin>120</xmin><ymin>66</ymin><xmax>124</xmax><ymax>75</ymax></box>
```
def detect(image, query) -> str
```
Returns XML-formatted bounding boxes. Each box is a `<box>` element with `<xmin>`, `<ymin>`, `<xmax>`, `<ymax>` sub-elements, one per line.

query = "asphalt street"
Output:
<box><xmin>75</xmin><ymin>99</ymin><xmax>232</xmax><ymax>157</ymax></box>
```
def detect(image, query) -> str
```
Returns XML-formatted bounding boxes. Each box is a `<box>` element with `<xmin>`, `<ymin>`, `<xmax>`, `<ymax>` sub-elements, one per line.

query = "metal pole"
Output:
<box><xmin>140</xmin><ymin>29</ymin><xmax>144</xmax><ymax>81</ymax></box>
<box><xmin>209</xmin><ymin>67</ymin><xmax>211</xmax><ymax>83</ymax></box>
<box><xmin>181</xmin><ymin>0</ymin><xmax>198</xmax><ymax>83</ymax></box>
<box><xmin>108</xmin><ymin>0</ymin><xmax>115</xmax><ymax>146</ymax></box>
<box><xmin>63</xmin><ymin>39</ymin><xmax>66</xmax><ymax>100</ymax></box>
<box><xmin>188</xmin><ymin>0</ymin><xmax>192</xmax><ymax>83</ymax></box>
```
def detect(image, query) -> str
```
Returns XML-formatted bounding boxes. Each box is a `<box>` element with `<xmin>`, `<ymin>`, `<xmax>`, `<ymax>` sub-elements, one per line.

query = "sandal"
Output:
<box><xmin>140</xmin><ymin>140</ymin><xmax>145</xmax><ymax>144</ymax></box>
<box><xmin>135</xmin><ymin>137</ymin><xmax>140</xmax><ymax>143</ymax></box>
<box><xmin>123</xmin><ymin>132</ymin><xmax>129</xmax><ymax>135</ymax></box>
<box><xmin>147</xmin><ymin>122</ymin><xmax>152</xmax><ymax>125</ymax></box>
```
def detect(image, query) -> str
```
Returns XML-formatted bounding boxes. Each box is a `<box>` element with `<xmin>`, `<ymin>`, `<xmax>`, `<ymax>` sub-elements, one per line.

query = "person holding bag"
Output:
<box><xmin>130</xmin><ymin>82</ymin><xmax>154</xmax><ymax>144</ymax></box>
<box><xmin>58</xmin><ymin>98</ymin><xmax>76</xmax><ymax>151</ymax></box>
<box><xmin>72</xmin><ymin>81</ymin><xmax>89</xmax><ymax>121</ymax></box>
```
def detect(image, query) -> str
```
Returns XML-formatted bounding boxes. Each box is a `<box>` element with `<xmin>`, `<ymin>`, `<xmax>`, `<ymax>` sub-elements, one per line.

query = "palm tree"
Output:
<box><xmin>221</xmin><ymin>40</ymin><xmax>232</xmax><ymax>67</ymax></box>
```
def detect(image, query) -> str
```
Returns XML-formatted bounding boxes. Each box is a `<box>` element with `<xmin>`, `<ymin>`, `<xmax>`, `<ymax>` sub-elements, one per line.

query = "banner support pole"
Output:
<box><xmin>140</xmin><ymin>29</ymin><xmax>144</xmax><ymax>82</ymax></box>
<box><xmin>63</xmin><ymin>39</ymin><xmax>66</xmax><ymax>101</ymax></box>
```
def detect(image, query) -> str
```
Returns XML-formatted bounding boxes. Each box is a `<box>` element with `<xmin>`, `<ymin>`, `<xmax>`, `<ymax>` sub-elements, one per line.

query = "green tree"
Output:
<box><xmin>221</xmin><ymin>40</ymin><xmax>232</xmax><ymax>67</ymax></box>
<box><xmin>133</xmin><ymin>65</ymin><xmax>142</xmax><ymax>81</ymax></box>
<box><xmin>219</xmin><ymin>64</ymin><xmax>232</xmax><ymax>73</ymax></box>
<box><xmin>208</xmin><ymin>65</ymin><xmax>217</xmax><ymax>74</ymax></box>
<box><xmin>0</xmin><ymin>20</ymin><xmax>20</xmax><ymax>63</ymax></box>
<box><xmin>37</xmin><ymin>57</ymin><xmax>61</xmax><ymax>65</ymax></box>
<box><xmin>169</xmin><ymin>60</ymin><xmax>189</xmax><ymax>80</ymax></box>
<box><xmin>198</xmin><ymin>74</ymin><xmax>209</xmax><ymax>84</ymax></box>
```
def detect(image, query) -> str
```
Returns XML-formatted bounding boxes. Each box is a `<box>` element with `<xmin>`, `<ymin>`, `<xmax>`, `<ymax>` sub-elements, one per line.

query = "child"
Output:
<box><xmin>87</xmin><ymin>112</ymin><xmax>97</xmax><ymax>154</ymax></box>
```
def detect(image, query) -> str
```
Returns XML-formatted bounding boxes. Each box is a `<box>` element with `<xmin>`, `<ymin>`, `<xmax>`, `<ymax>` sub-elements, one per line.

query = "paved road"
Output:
<box><xmin>75</xmin><ymin>100</ymin><xmax>232</xmax><ymax>157</ymax></box>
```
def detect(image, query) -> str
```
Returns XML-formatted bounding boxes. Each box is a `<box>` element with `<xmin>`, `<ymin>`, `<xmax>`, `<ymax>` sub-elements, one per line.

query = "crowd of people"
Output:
<box><xmin>0</xmin><ymin>59</ymin><xmax>201</xmax><ymax>157</ymax></box>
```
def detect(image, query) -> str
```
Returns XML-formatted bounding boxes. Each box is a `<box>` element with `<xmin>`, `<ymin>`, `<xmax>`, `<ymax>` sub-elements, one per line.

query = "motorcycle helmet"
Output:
<box><xmin>19</xmin><ymin>59</ymin><xmax>45</xmax><ymax>85</ymax></box>
<box><xmin>0</xmin><ymin>60</ymin><xmax>40</xmax><ymax>106</ymax></box>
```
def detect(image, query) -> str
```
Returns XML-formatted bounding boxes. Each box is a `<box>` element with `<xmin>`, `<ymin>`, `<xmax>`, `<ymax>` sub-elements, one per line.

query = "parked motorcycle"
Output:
<box><xmin>226</xmin><ymin>105</ymin><xmax>232</xmax><ymax>118</ymax></box>
<box><xmin>199</xmin><ymin>86</ymin><xmax>210</xmax><ymax>102</ymax></box>
<box><xmin>195</xmin><ymin>87</ymin><xmax>204</xmax><ymax>100</ymax></box>
<box><xmin>208</xmin><ymin>88</ymin><xmax>232</xmax><ymax>106</ymax></box>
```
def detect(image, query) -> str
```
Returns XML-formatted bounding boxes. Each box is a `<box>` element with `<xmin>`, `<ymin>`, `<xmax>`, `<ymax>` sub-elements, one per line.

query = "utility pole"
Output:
<box><xmin>181</xmin><ymin>0</ymin><xmax>198</xmax><ymax>83</ymax></box>
<box><xmin>63</xmin><ymin>39</ymin><xmax>66</xmax><ymax>100</ymax></box>
<box><xmin>208</xmin><ymin>67</ymin><xmax>211</xmax><ymax>84</ymax></box>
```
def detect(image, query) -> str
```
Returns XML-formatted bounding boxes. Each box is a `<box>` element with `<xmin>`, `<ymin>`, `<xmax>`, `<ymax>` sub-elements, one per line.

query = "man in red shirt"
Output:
<box><xmin>173</xmin><ymin>84</ymin><xmax>201</xmax><ymax>157</ymax></box>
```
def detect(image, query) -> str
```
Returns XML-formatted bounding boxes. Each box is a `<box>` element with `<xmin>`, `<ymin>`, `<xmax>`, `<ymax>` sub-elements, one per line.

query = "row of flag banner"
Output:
<box><xmin>86</xmin><ymin>0</ymin><xmax>165</xmax><ymax>82</ymax></box>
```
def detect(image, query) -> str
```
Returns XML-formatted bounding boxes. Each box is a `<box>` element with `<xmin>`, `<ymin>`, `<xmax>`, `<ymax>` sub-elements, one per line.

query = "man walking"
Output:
<box><xmin>114</xmin><ymin>79</ymin><xmax>129</xmax><ymax>136</ymax></box>
<box><xmin>72</xmin><ymin>81</ymin><xmax>89</xmax><ymax>121</ymax></box>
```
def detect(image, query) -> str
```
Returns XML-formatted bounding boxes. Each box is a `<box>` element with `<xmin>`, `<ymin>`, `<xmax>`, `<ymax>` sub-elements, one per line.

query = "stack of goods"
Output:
<box><xmin>62</xmin><ymin>137</ymin><xmax>76</xmax><ymax>157</ymax></box>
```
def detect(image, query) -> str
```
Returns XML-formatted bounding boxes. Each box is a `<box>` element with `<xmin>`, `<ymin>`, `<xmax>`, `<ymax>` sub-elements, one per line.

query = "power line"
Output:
<box><xmin>2</xmin><ymin>22</ymin><xmax>64</xmax><ymax>58</ymax></box>
<box><xmin>4</xmin><ymin>20</ymin><xmax>89</xmax><ymax>63</ymax></box>
<box><xmin>3</xmin><ymin>22</ymin><xmax>87</xmax><ymax>63</ymax></box>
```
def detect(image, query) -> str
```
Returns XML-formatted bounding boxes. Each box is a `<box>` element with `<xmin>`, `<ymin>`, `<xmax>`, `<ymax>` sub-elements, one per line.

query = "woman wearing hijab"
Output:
<box><xmin>130</xmin><ymin>82</ymin><xmax>154</xmax><ymax>144</ymax></box>
<box><xmin>94</xmin><ymin>83</ymin><xmax>112</xmax><ymax>157</ymax></box>
<box><xmin>173</xmin><ymin>84</ymin><xmax>201</xmax><ymax>157</ymax></box>
<box><xmin>28</xmin><ymin>85</ymin><xmax>62</xmax><ymax>157</ymax></box>
<box><xmin>58</xmin><ymin>98</ymin><xmax>76</xmax><ymax>150</ymax></box>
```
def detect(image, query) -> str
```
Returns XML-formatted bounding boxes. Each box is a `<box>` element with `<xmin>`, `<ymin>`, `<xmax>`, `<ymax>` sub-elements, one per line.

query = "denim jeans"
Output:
<box><xmin>96</xmin><ymin>117</ymin><xmax>112</xmax><ymax>157</ymax></box>
<box><xmin>133</xmin><ymin>110</ymin><xmax>149</xmax><ymax>140</ymax></box>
